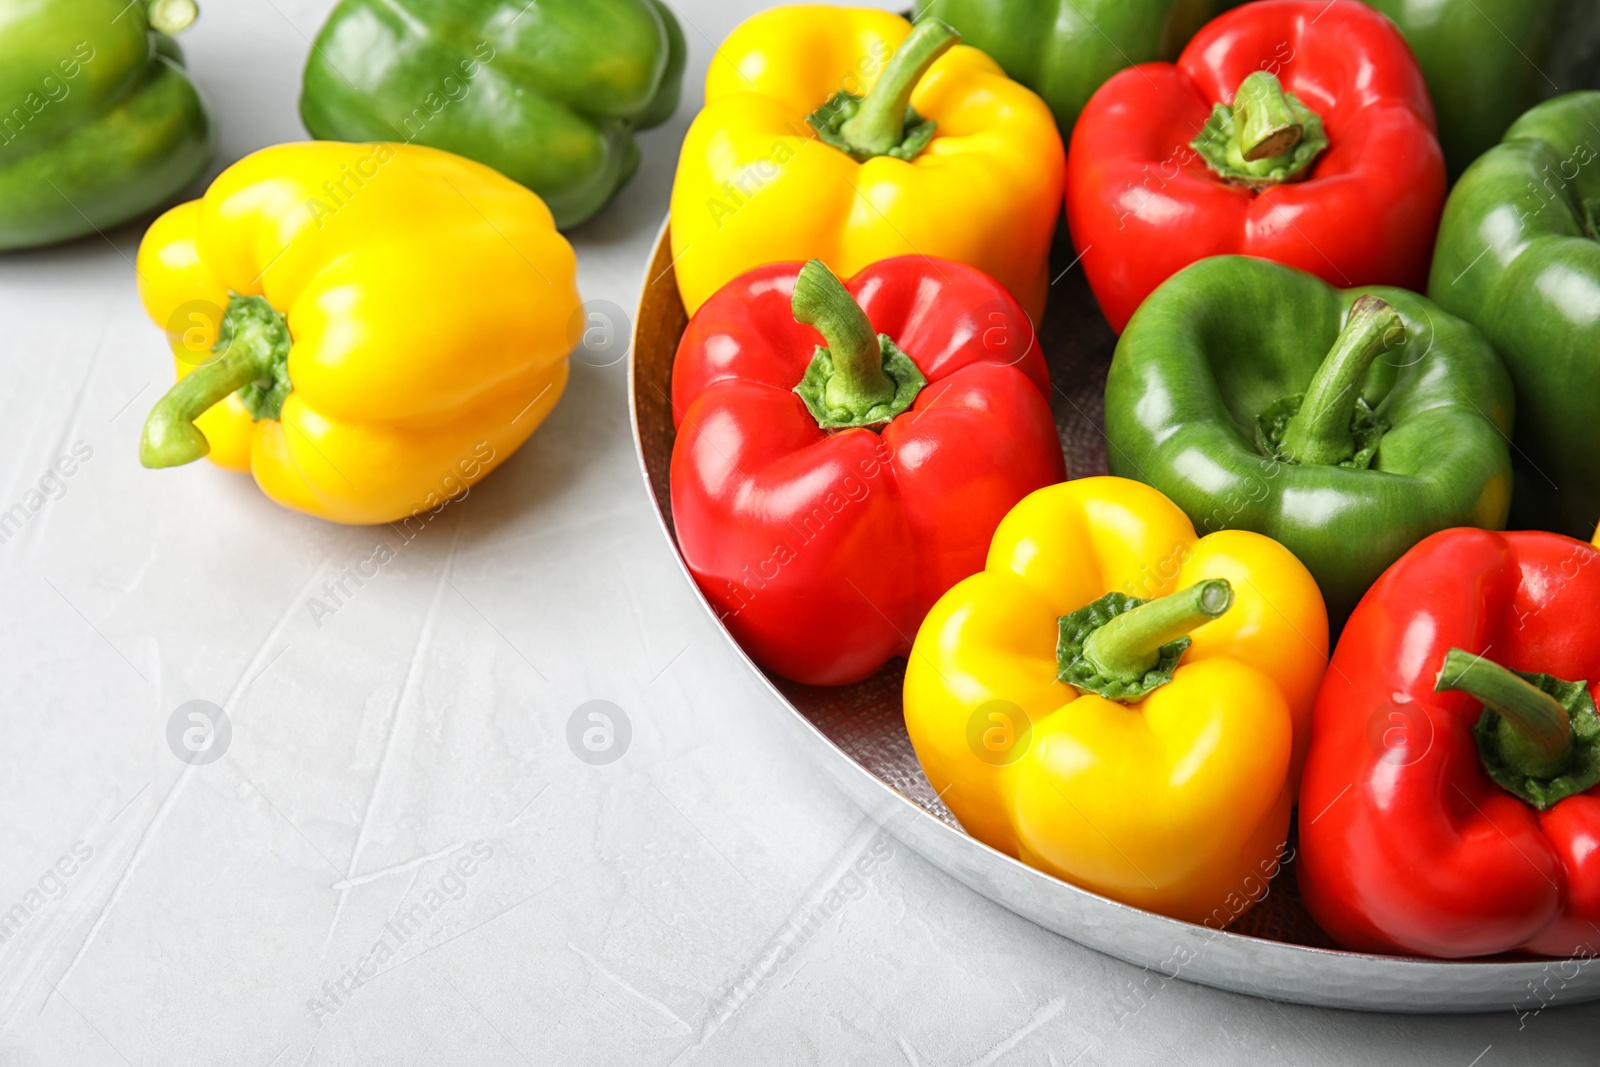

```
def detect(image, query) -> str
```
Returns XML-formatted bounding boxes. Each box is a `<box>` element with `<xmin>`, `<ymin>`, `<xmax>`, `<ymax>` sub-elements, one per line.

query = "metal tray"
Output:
<box><xmin>627</xmin><ymin>219</ymin><xmax>1600</xmax><ymax>1012</ymax></box>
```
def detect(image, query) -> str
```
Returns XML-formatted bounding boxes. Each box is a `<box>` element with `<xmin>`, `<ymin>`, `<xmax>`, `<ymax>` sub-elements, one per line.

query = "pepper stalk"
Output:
<box><xmin>141</xmin><ymin>294</ymin><xmax>293</xmax><ymax>468</ymax></box>
<box><xmin>147</xmin><ymin>0</ymin><xmax>198</xmax><ymax>34</ymax></box>
<box><xmin>1436</xmin><ymin>647</ymin><xmax>1600</xmax><ymax>809</ymax></box>
<box><xmin>1191</xmin><ymin>71</ymin><xmax>1329</xmax><ymax>189</ymax></box>
<box><xmin>791</xmin><ymin>260</ymin><xmax>926</xmax><ymax>430</ymax></box>
<box><xmin>1274</xmin><ymin>295</ymin><xmax>1403</xmax><ymax>468</ymax></box>
<box><xmin>809</xmin><ymin>19</ymin><xmax>959</xmax><ymax>163</ymax></box>
<box><xmin>1058</xmin><ymin>579</ymin><xmax>1234</xmax><ymax>702</ymax></box>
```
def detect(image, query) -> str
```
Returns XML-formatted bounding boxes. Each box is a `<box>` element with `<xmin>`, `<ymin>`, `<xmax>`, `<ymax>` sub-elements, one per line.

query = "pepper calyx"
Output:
<box><xmin>220</xmin><ymin>295</ymin><xmax>293</xmax><ymax>421</ymax></box>
<box><xmin>807</xmin><ymin>19</ymin><xmax>957</xmax><ymax>163</ymax></box>
<box><xmin>140</xmin><ymin>292</ymin><xmax>293</xmax><ymax>469</ymax></box>
<box><xmin>1263</xmin><ymin>294</ymin><xmax>1403</xmax><ymax>468</ymax></box>
<box><xmin>1436</xmin><ymin>647</ymin><xmax>1600</xmax><ymax>810</ymax></box>
<box><xmin>1255</xmin><ymin>393</ymin><xmax>1388</xmax><ymax>470</ymax></box>
<box><xmin>1056</xmin><ymin>580</ymin><xmax>1233</xmax><ymax>703</ymax></box>
<box><xmin>810</xmin><ymin>93</ymin><xmax>937</xmax><ymax>163</ymax></box>
<box><xmin>793</xmin><ymin>337</ymin><xmax>925</xmax><ymax>429</ymax></box>
<box><xmin>791</xmin><ymin>259</ymin><xmax>925</xmax><ymax>430</ymax></box>
<box><xmin>1191</xmin><ymin>71</ymin><xmax>1328</xmax><ymax>189</ymax></box>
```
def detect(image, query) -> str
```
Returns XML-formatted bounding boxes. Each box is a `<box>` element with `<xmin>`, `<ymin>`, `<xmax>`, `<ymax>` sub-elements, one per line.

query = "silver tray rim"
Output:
<box><xmin>625</xmin><ymin>217</ymin><xmax>1600</xmax><ymax>1014</ymax></box>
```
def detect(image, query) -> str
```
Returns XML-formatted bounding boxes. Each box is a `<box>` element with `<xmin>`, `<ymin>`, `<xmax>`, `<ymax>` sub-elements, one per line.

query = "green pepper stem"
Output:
<box><xmin>836</xmin><ymin>19</ymin><xmax>958</xmax><ymax>158</ymax></box>
<box><xmin>1277</xmin><ymin>295</ymin><xmax>1403</xmax><ymax>467</ymax></box>
<box><xmin>1234</xmin><ymin>71</ymin><xmax>1302</xmax><ymax>161</ymax></box>
<box><xmin>1437</xmin><ymin>647</ymin><xmax>1573</xmax><ymax>778</ymax></box>
<box><xmin>1081</xmin><ymin>579</ymin><xmax>1233</xmax><ymax>682</ymax></box>
<box><xmin>141</xmin><ymin>294</ymin><xmax>292</xmax><ymax>467</ymax></box>
<box><xmin>791</xmin><ymin>259</ymin><xmax>894</xmax><ymax>412</ymax></box>
<box><xmin>1190</xmin><ymin>70</ymin><xmax>1328</xmax><ymax>188</ymax></box>
<box><xmin>140</xmin><ymin>345</ymin><xmax>266</xmax><ymax>467</ymax></box>
<box><xmin>147</xmin><ymin>0</ymin><xmax>198</xmax><ymax>34</ymax></box>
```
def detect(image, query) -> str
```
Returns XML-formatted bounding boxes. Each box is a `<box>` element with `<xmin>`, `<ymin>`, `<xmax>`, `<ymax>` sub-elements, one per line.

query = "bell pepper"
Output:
<box><xmin>0</xmin><ymin>0</ymin><xmax>214</xmax><ymax>251</ymax></box>
<box><xmin>903</xmin><ymin>476</ymin><xmax>1327</xmax><ymax>924</ymax></box>
<box><xmin>912</xmin><ymin>0</ymin><xmax>1224</xmax><ymax>139</ymax></box>
<box><xmin>300</xmin><ymin>0</ymin><xmax>685</xmax><ymax>230</ymax></box>
<box><xmin>135</xmin><ymin>141</ymin><xmax>580</xmax><ymax>525</ymax></box>
<box><xmin>1298</xmin><ymin>528</ymin><xmax>1600</xmax><ymax>958</ymax></box>
<box><xmin>1067</xmin><ymin>0</ymin><xmax>1446</xmax><ymax>333</ymax></box>
<box><xmin>1104</xmin><ymin>255</ymin><xmax>1513</xmax><ymax>625</ymax></box>
<box><xmin>668</xmin><ymin>10</ymin><xmax>1064</xmax><ymax>322</ymax></box>
<box><xmin>671</xmin><ymin>257</ymin><xmax>1064</xmax><ymax>687</ymax></box>
<box><xmin>1428</xmin><ymin>92</ymin><xmax>1600</xmax><ymax>539</ymax></box>
<box><xmin>1358</xmin><ymin>0</ymin><xmax>1600</xmax><ymax>180</ymax></box>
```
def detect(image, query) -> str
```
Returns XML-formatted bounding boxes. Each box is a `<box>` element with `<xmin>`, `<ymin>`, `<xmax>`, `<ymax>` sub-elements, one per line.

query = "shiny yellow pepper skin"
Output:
<box><xmin>668</xmin><ymin>6</ymin><xmax>1064</xmax><ymax>322</ymax></box>
<box><xmin>136</xmin><ymin>141</ymin><xmax>580</xmax><ymax>525</ymax></box>
<box><xmin>904</xmin><ymin>477</ymin><xmax>1328</xmax><ymax>925</ymax></box>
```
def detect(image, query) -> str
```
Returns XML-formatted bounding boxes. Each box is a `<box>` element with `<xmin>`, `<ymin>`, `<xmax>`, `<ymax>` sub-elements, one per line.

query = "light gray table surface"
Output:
<box><xmin>1</xmin><ymin>1</ymin><xmax>1594</xmax><ymax>1064</ymax></box>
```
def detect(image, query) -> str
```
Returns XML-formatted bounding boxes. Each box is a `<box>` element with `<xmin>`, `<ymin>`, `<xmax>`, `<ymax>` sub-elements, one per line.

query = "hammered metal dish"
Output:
<box><xmin>627</xmin><ymin>219</ymin><xmax>1600</xmax><ymax>1012</ymax></box>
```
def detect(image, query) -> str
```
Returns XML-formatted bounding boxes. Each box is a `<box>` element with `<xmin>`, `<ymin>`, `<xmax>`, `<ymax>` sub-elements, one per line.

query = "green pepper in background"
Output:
<box><xmin>1360</xmin><ymin>0</ymin><xmax>1600</xmax><ymax>180</ymax></box>
<box><xmin>913</xmin><ymin>0</ymin><xmax>1223</xmax><ymax>138</ymax></box>
<box><xmin>300</xmin><ymin>0</ymin><xmax>686</xmax><ymax>231</ymax></box>
<box><xmin>1105</xmin><ymin>256</ymin><xmax>1514</xmax><ymax>624</ymax></box>
<box><xmin>1429</xmin><ymin>92</ymin><xmax>1600</xmax><ymax>539</ymax></box>
<box><xmin>0</xmin><ymin>0</ymin><xmax>214</xmax><ymax>252</ymax></box>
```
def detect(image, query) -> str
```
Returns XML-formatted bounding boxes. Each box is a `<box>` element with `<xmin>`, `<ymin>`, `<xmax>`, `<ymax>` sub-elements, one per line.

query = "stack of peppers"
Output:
<box><xmin>659</xmin><ymin>0</ymin><xmax>1600</xmax><ymax>958</ymax></box>
<box><xmin>667</xmin><ymin>8</ymin><xmax>1068</xmax><ymax>687</ymax></box>
<box><xmin>4</xmin><ymin>0</ymin><xmax>1586</xmax><ymax>959</ymax></box>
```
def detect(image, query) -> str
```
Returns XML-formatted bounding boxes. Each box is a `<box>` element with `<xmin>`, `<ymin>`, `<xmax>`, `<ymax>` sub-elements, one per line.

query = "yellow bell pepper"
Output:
<box><xmin>668</xmin><ymin>7</ymin><xmax>1063</xmax><ymax>322</ymax></box>
<box><xmin>904</xmin><ymin>477</ymin><xmax>1328</xmax><ymax>925</ymax></box>
<box><xmin>136</xmin><ymin>141</ymin><xmax>580</xmax><ymax>524</ymax></box>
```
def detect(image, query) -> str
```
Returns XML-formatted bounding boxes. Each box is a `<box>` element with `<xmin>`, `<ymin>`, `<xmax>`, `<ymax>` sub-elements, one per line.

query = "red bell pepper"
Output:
<box><xmin>670</xmin><ymin>257</ymin><xmax>1064</xmax><ymax>686</ymax></box>
<box><xmin>1298</xmin><ymin>528</ymin><xmax>1600</xmax><ymax>959</ymax></box>
<box><xmin>1066</xmin><ymin>0</ymin><xmax>1446</xmax><ymax>332</ymax></box>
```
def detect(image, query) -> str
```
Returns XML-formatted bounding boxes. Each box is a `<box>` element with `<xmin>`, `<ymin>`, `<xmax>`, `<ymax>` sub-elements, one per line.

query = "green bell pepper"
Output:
<box><xmin>1358</xmin><ymin>0</ymin><xmax>1600</xmax><ymax>179</ymax></box>
<box><xmin>0</xmin><ymin>0</ymin><xmax>214</xmax><ymax>252</ymax></box>
<box><xmin>300</xmin><ymin>0</ymin><xmax>686</xmax><ymax>231</ymax></box>
<box><xmin>913</xmin><ymin>0</ymin><xmax>1222</xmax><ymax>137</ymax></box>
<box><xmin>1105</xmin><ymin>255</ymin><xmax>1514</xmax><ymax>623</ymax></box>
<box><xmin>1429</xmin><ymin>91</ymin><xmax>1600</xmax><ymax>538</ymax></box>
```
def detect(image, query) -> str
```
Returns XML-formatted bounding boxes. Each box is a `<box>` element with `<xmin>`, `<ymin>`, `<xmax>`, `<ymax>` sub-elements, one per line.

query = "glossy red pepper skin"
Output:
<box><xmin>1066</xmin><ymin>0</ymin><xmax>1446</xmax><ymax>332</ymax></box>
<box><xmin>670</xmin><ymin>258</ymin><xmax>1065</xmax><ymax>686</ymax></box>
<box><xmin>1298</xmin><ymin>529</ymin><xmax>1600</xmax><ymax>958</ymax></box>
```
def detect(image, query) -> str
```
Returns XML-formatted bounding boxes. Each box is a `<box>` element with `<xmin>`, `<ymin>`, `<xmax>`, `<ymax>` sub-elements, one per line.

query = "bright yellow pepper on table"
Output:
<box><xmin>904</xmin><ymin>477</ymin><xmax>1328</xmax><ymax>925</ymax></box>
<box><xmin>137</xmin><ymin>141</ymin><xmax>580</xmax><ymax>524</ymax></box>
<box><xmin>668</xmin><ymin>6</ymin><xmax>1064</xmax><ymax>322</ymax></box>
